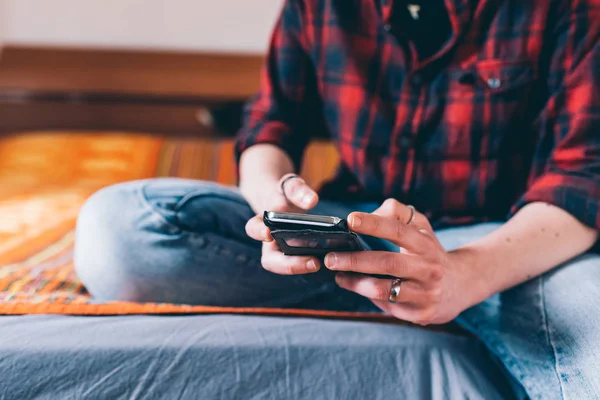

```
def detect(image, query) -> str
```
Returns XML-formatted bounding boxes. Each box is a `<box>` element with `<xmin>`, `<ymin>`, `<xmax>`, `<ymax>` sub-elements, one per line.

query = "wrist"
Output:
<box><xmin>447</xmin><ymin>245</ymin><xmax>494</xmax><ymax>308</ymax></box>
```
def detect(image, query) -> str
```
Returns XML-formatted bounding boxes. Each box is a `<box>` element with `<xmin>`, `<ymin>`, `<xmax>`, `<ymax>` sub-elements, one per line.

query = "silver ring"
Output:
<box><xmin>388</xmin><ymin>279</ymin><xmax>403</xmax><ymax>304</ymax></box>
<box><xmin>406</xmin><ymin>205</ymin><xmax>416</xmax><ymax>226</ymax></box>
<box><xmin>280</xmin><ymin>174</ymin><xmax>302</xmax><ymax>201</ymax></box>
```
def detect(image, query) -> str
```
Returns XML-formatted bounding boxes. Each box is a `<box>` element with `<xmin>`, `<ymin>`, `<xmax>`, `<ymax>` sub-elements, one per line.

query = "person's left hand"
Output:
<box><xmin>324</xmin><ymin>199</ymin><xmax>479</xmax><ymax>326</ymax></box>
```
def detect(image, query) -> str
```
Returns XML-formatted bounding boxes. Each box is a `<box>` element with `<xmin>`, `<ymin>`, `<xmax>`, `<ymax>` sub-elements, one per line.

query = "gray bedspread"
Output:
<box><xmin>0</xmin><ymin>314</ymin><xmax>522</xmax><ymax>399</ymax></box>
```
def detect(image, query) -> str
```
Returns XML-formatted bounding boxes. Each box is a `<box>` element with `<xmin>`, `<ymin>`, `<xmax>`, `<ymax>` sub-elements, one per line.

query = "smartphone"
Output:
<box><xmin>263</xmin><ymin>211</ymin><xmax>365</xmax><ymax>256</ymax></box>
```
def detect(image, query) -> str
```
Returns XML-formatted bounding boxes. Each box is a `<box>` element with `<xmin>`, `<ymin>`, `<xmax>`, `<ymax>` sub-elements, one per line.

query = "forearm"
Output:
<box><xmin>453</xmin><ymin>202</ymin><xmax>599</xmax><ymax>306</ymax></box>
<box><xmin>239</xmin><ymin>144</ymin><xmax>295</xmax><ymax>212</ymax></box>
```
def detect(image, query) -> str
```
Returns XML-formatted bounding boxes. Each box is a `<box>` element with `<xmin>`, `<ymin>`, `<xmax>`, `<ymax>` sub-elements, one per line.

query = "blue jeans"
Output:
<box><xmin>74</xmin><ymin>178</ymin><xmax>600</xmax><ymax>399</ymax></box>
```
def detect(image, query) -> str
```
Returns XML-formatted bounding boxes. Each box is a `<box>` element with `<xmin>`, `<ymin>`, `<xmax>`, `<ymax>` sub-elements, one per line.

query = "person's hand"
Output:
<box><xmin>324</xmin><ymin>199</ymin><xmax>479</xmax><ymax>326</ymax></box>
<box><xmin>245</xmin><ymin>174</ymin><xmax>323</xmax><ymax>274</ymax></box>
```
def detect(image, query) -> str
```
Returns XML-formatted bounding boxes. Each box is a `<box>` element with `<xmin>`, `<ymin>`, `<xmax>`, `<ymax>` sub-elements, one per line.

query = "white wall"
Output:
<box><xmin>0</xmin><ymin>0</ymin><xmax>283</xmax><ymax>54</ymax></box>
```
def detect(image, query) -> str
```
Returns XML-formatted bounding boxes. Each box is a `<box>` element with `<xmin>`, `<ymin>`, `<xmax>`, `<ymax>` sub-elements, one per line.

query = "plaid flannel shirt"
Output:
<box><xmin>236</xmin><ymin>0</ymin><xmax>600</xmax><ymax>230</ymax></box>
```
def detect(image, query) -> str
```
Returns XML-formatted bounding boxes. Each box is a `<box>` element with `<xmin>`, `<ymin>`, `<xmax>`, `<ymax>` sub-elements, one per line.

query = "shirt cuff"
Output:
<box><xmin>511</xmin><ymin>172</ymin><xmax>600</xmax><ymax>231</ymax></box>
<box><xmin>235</xmin><ymin>121</ymin><xmax>307</xmax><ymax>173</ymax></box>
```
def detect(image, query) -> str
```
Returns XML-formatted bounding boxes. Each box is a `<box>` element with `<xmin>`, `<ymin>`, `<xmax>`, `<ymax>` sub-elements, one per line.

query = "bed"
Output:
<box><xmin>0</xmin><ymin>131</ymin><xmax>527</xmax><ymax>399</ymax></box>
<box><xmin>1</xmin><ymin>315</ymin><xmax>520</xmax><ymax>399</ymax></box>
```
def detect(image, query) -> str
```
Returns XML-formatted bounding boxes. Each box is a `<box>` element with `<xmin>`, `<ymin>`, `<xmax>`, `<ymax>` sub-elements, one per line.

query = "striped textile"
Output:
<box><xmin>0</xmin><ymin>131</ymin><xmax>391</xmax><ymax>321</ymax></box>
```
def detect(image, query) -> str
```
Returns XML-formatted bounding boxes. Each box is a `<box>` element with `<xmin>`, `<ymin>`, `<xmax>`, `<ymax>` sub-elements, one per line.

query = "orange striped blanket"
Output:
<box><xmin>0</xmin><ymin>131</ymin><xmax>392</xmax><ymax>321</ymax></box>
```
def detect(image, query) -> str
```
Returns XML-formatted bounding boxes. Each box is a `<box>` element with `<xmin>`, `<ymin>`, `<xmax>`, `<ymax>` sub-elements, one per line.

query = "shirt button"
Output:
<box><xmin>384</xmin><ymin>24</ymin><xmax>392</xmax><ymax>32</ymax></box>
<box><xmin>487</xmin><ymin>77</ymin><xmax>502</xmax><ymax>89</ymax></box>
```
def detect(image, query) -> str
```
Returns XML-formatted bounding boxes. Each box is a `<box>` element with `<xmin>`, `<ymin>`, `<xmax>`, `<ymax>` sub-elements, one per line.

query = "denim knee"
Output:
<box><xmin>74</xmin><ymin>181</ymin><xmax>152</xmax><ymax>302</ymax></box>
<box><xmin>74</xmin><ymin>179</ymin><xmax>258</xmax><ymax>303</ymax></box>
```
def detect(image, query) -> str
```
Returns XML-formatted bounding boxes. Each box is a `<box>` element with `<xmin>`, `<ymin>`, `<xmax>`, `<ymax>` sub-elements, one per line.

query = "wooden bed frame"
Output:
<box><xmin>0</xmin><ymin>46</ymin><xmax>264</xmax><ymax>136</ymax></box>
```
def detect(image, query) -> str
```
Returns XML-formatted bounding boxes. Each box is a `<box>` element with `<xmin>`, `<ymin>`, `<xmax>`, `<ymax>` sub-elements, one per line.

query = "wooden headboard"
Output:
<box><xmin>0</xmin><ymin>46</ymin><xmax>264</xmax><ymax>136</ymax></box>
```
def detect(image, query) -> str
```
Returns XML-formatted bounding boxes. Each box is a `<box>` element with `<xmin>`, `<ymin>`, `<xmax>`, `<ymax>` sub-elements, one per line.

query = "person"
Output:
<box><xmin>74</xmin><ymin>0</ymin><xmax>600</xmax><ymax>397</ymax></box>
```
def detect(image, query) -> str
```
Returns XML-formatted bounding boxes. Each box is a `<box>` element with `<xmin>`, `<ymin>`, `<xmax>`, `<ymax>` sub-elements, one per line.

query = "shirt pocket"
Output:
<box><xmin>473</xmin><ymin>59</ymin><xmax>535</xmax><ymax>95</ymax></box>
<box><xmin>440</xmin><ymin>59</ymin><xmax>536</xmax><ymax>159</ymax></box>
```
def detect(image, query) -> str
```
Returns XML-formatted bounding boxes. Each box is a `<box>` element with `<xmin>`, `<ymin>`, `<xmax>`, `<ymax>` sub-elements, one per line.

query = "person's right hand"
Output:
<box><xmin>245</xmin><ymin>174</ymin><xmax>322</xmax><ymax>275</ymax></box>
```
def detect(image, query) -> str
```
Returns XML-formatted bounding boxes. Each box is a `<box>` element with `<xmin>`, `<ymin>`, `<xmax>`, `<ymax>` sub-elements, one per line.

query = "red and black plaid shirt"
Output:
<box><xmin>236</xmin><ymin>0</ymin><xmax>600</xmax><ymax>230</ymax></box>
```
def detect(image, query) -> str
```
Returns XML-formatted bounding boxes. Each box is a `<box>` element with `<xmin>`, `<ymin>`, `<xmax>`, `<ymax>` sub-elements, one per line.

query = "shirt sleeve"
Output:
<box><xmin>511</xmin><ymin>2</ymin><xmax>600</xmax><ymax>230</ymax></box>
<box><xmin>235</xmin><ymin>0</ymin><xmax>326</xmax><ymax>172</ymax></box>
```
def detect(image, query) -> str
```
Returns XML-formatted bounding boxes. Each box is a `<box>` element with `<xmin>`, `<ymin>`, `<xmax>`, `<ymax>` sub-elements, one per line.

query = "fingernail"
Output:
<box><xmin>324</xmin><ymin>253</ymin><xmax>337</xmax><ymax>269</ymax></box>
<box><xmin>303</xmin><ymin>194</ymin><xmax>314</xmax><ymax>205</ymax></box>
<box><xmin>349</xmin><ymin>214</ymin><xmax>362</xmax><ymax>228</ymax></box>
<box><xmin>307</xmin><ymin>259</ymin><xmax>319</xmax><ymax>272</ymax></box>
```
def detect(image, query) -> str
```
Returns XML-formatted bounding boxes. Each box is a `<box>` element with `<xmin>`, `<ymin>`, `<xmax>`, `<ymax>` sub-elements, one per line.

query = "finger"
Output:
<box><xmin>335</xmin><ymin>273</ymin><xmax>423</xmax><ymax>304</ymax></box>
<box><xmin>346</xmin><ymin>212</ymin><xmax>432</xmax><ymax>254</ymax></box>
<box><xmin>280</xmin><ymin>176</ymin><xmax>319</xmax><ymax>210</ymax></box>
<box><xmin>370</xmin><ymin>300</ymin><xmax>433</xmax><ymax>325</ymax></box>
<box><xmin>371</xmin><ymin>200</ymin><xmax>442</xmax><ymax>251</ymax></box>
<box><xmin>324</xmin><ymin>251</ymin><xmax>428</xmax><ymax>280</ymax></box>
<box><xmin>245</xmin><ymin>215</ymin><xmax>273</xmax><ymax>242</ymax></box>
<box><xmin>261</xmin><ymin>241</ymin><xmax>320</xmax><ymax>275</ymax></box>
<box><xmin>284</xmin><ymin>238</ymin><xmax>322</xmax><ymax>248</ymax></box>
<box><xmin>373</xmin><ymin>199</ymin><xmax>433</xmax><ymax>232</ymax></box>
